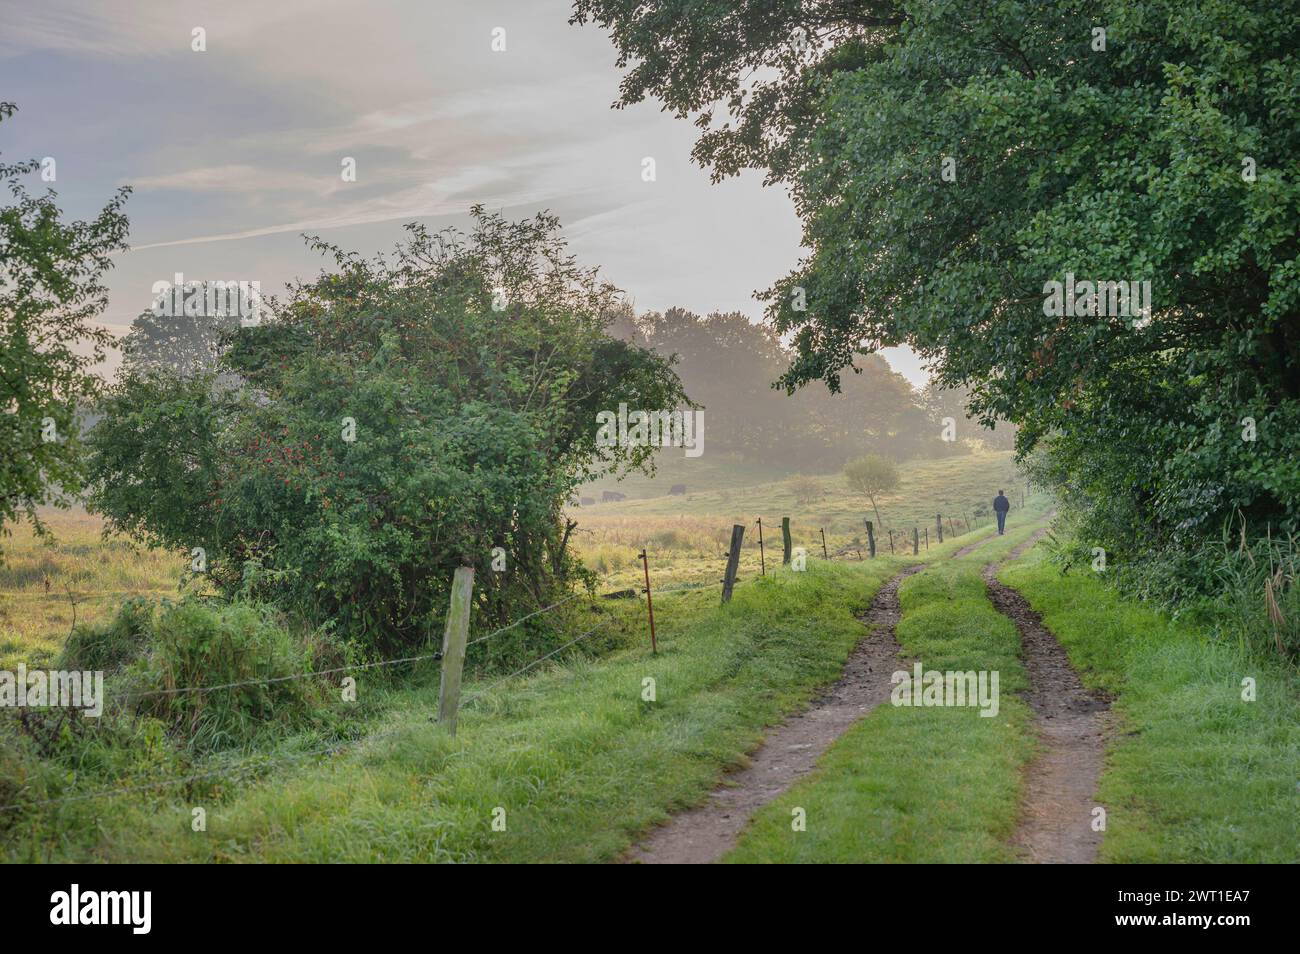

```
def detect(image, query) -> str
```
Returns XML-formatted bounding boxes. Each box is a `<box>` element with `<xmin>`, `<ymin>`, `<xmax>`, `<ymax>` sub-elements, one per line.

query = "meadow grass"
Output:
<box><xmin>3</xmin><ymin>557</ymin><xmax>908</xmax><ymax>862</ymax></box>
<box><xmin>571</xmin><ymin>449</ymin><xmax>1026</xmax><ymax>593</ymax></box>
<box><xmin>577</xmin><ymin>448</ymin><xmax>1020</xmax><ymax>524</ymax></box>
<box><xmin>999</xmin><ymin>548</ymin><xmax>1300</xmax><ymax>863</ymax></box>
<box><xmin>723</xmin><ymin>520</ymin><xmax>1048</xmax><ymax>863</ymax></box>
<box><xmin>0</xmin><ymin>509</ymin><xmax>185</xmax><ymax>670</ymax></box>
<box><xmin>0</xmin><ymin>455</ymin><xmax>1041</xmax><ymax>862</ymax></box>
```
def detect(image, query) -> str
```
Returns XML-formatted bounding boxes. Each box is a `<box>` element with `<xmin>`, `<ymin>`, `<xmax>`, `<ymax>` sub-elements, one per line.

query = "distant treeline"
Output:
<box><xmin>608</xmin><ymin>306</ymin><xmax>1013</xmax><ymax>469</ymax></box>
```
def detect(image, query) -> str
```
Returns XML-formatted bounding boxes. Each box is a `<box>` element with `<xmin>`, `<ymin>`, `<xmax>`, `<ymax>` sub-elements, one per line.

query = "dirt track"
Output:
<box><xmin>626</xmin><ymin>564</ymin><xmax>923</xmax><ymax>864</ymax></box>
<box><xmin>984</xmin><ymin>534</ymin><xmax>1112</xmax><ymax>863</ymax></box>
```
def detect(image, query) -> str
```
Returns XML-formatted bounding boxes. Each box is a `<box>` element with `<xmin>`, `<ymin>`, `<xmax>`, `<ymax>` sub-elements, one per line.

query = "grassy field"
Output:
<box><xmin>0</xmin><ymin>451</ymin><xmax>1023</xmax><ymax>690</ymax></box>
<box><xmin>0</xmin><ymin>509</ymin><xmax>185</xmax><ymax>671</ymax></box>
<box><xmin>572</xmin><ymin>448</ymin><xmax>1025</xmax><ymax>592</ymax></box>
<box><xmin>8</xmin><ymin>474</ymin><xmax>1288</xmax><ymax>863</ymax></box>
<box><xmin>0</xmin><ymin>450</ymin><xmax>1071</xmax><ymax>863</ymax></box>
<box><xmin>724</xmin><ymin>518</ymin><xmax>1048</xmax><ymax>863</ymax></box>
<box><xmin>0</xmin><ymin>451</ymin><xmax>1020</xmax><ymax>671</ymax></box>
<box><xmin>3</xmin><ymin>556</ymin><xmax>907</xmax><ymax>861</ymax></box>
<box><xmin>1000</xmin><ymin>549</ymin><xmax>1300</xmax><ymax>863</ymax></box>
<box><xmin>0</xmin><ymin>453</ymin><xmax>1036</xmax><ymax>862</ymax></box>
<box><xmin>578</xmin><ymin>447</ymin><xmax>1021</xmax><ymax>519</ymax></box>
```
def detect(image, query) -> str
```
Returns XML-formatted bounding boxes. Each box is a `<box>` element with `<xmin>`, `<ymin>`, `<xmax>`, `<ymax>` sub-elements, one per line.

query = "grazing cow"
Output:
<box><xmin>601</xmin><ymin>490</ymin><xmax>627</xmax><ymax>502</ymax></box>
<box><xmin>579</xmin><ymin>497</ymin><xmax>595</xmax><ymax>506</ymax></box>
<box><xmin>669</xmin><ymin>484</ymin><xmax>687</xmax><ymax>496</ymax></box>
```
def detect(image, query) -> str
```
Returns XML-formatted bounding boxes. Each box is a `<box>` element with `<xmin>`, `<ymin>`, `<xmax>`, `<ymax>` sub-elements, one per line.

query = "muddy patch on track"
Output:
<box><xmin>984</xmin><ymin>539</ymin><xmax>1112</xmax><ymax>864</ymax></box>
<box><xmin>626</xmin><ymin>565</ymin><xmax>922</xmax><ymax>864</ymax></box>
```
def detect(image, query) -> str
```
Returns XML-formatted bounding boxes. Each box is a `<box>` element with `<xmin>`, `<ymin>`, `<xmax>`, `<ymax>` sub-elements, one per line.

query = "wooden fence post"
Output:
<box><xmin>639</xmin><ymin>549</ymin><xmax>656</xmax><ymax>654</ymax></box>
<box><xmin>781</xmin><ymin>517</ymin><xmax>792</xmax><ymax>566</ymax></box>
<box><xmin>936</xmin><ymin>514</ymin><xmax>944</xmax><ymax>544</ymax></box>
<box><xmin>887</xmin><ymin>529</ymin><xmax>895</xmax><ymax>554</ymax></box>
<box><xmin>865</xmin><ymin>519</ymin><xmax>877</xmax><ymax>557</ymax></box>
<box><xmin>722</xmin><ymin>524</ymin><xmax>744</xmax><ymax>603</ymax></box>
<box><xmin>756</xmin><ymin>517</ymin><xmax>766</xmax><ymax>576</ymax></box>
<box><xmin>962</xmin><ymin>511</ymin><xmax>971</xmax><ymax>535</ymax></box>
<box><xmin>924</xmin><ymin>527</ymin><xmax>929</xmax><ymax>550</ymax></box>
<box><xmin>947</xmin><ymin>516</ymin><xmax>956</xmax><ymax>538</ymax></box>
<box><xmin>820</xmin><ymin>528</ymin><xmax>828</xmax><ymax>559</ymax></box>
<box><xmin>912</xmin><ymin>527</ymin><xmax>919</xmax><ymax>555</ymax></box>
<box><xmin>437</xmin><ymin>566</ymin><xmax>475</xmax><ymax>736</ymax></box>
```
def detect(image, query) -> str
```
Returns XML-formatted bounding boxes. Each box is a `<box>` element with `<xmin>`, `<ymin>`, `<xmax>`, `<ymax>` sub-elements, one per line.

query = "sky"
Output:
<box><xmin>0</xmin><ymin>0</ymin><xmax>927</xmax><ymax>386</ymax></box>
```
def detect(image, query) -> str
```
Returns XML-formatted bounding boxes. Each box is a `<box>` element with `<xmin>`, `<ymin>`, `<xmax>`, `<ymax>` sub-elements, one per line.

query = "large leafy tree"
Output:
<box><xmin>0</xmin><ymin>101</ymin><xmax>130</xmax><ymax>553</ymax></box>
<box><xmin>88</xmin><ymin>210</ymin><xmax>688</xmax><ymax>649</ymax></box>
<box><xmin>573</xmin><ymin>0</ymin><xmax>1300</xmax><ymax>549</ymax></box>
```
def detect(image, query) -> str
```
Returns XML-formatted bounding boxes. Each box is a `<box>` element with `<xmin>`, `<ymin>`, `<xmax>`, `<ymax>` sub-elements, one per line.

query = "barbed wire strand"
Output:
<box><xmin>464</xmin><ymin>589</ymin><xmax>588</xmax><ymax>648</ymax></box>
<box><xmin>123</xmin><ymin>651</ymin><xmax>444</xmax><ymax>701</ymax></box>
<box><xmin>460</xmin><ymin>618</ymin><xmax>617</xmax><ymax>710</ymax></box>
<box><xmin>0</xmin><ymin>508</ymin><xmax>1026</xmax><ymax>815</ymax></box>
<box><xmin>0</xmin><ymin>618</ymin><xmax>623</xmax><ymax>815</ymax></box>
<box><xmin>120</xmin><ymin>580</ymin><xmax>617</xmax><ymax>701</ymax></box>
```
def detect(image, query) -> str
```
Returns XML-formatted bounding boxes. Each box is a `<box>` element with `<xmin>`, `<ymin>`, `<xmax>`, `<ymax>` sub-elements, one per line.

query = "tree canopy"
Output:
<box><xmin>87</xmin><ymin>210</ymin><xmax>687</xmax><ymax>648</ymax></box>
<box><xmin>0</xmin><ymin>101</ymin><xmax>130</xmax><ymax>553</ymax></box>
<box><xmin>573</xmin><ymin>0</ymin><xmax>1300</xmax><ymax>551</ymax></box>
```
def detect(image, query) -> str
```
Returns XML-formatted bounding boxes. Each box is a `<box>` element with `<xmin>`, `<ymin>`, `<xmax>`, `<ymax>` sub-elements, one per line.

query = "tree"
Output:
<box><xmin>87</xmin><ymin>209</ymin><xmax>688</xmax><ymax>650</ymax></box>
<box><xmin>844</xmin><ymin>454</ymin><xmax>899</xmax><ymax>529</ymax></box>
<box><xmin>120</xmin><ymin>295</ymin><xmax>240</xmax><ymax>379</ymax></box>
<box><xmin>573</xmin><ymin>0</ymin><xmax>1300</xmax><ymax>552</ymax></box>
<box><xmin>0</xmin><ymin>101</ymin><xmax>131</xmax><ymax>555</ymax></box>
<box><xmin>787</xmin><ymin>474</ymin><xmax>824</xmax><ymax>507</ymax></box>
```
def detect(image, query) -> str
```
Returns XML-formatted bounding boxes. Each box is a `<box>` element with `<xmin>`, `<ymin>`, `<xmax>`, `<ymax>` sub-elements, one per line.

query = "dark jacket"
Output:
<box><xmin>993</xmin><ymin>494</ymin><xmax>1010</xmax><ymax>513</ymax></box>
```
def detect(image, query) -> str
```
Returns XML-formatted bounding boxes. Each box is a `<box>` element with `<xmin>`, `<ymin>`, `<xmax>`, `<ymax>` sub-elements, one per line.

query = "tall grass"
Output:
<box><xmin>1050</xmin><ymin>517</ymin><xmax>1300</xmax><ymax>663</ymax></box>
<box><xmin>1001</xmin><ymin>547</ymin><xmax>1300</xmax><ymax>863</ymax></box>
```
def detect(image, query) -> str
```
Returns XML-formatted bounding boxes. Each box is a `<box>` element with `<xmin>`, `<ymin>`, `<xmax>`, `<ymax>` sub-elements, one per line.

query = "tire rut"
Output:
<box><xmin>984</xmin><ymin>532</ymin><xmax>1112</xmax><ymax>864</ymax></box>
<box><xmin>625</xmin><ymin>564</ymin><xmax>923</xmax><ymax>864</ymax></box>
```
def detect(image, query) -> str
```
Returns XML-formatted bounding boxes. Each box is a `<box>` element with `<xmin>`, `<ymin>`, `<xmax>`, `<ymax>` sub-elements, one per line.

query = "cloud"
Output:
<box><xmin>0</xmin><ymin>0</ymin><xmax>341</xmax><ymax>58</ymax></box>
<box><xmin>128</xmin><ymin>164</ymin><xmax>340</xmax><ymax>195</ymax></box>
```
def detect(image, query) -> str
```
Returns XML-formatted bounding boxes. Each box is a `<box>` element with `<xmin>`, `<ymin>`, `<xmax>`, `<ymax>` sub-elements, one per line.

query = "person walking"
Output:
<box><xmin>993</xmin><ymin>489</ymin><xmax>1011</xmax><ymax>535</ymax></box>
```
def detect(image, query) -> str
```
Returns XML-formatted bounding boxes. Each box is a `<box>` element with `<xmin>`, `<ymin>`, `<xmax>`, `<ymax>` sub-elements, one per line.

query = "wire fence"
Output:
<box><xmin>1</xmin><ymin>488</ymin><xmax>1041</xmax><ymax>815</ymax></box>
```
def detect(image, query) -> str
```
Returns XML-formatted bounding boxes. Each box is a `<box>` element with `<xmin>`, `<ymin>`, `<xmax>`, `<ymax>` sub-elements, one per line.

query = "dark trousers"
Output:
<box><xmin>996</xmin><ymin>510</ymin><xmax>1007</xmax><ymax>534</ymax></box>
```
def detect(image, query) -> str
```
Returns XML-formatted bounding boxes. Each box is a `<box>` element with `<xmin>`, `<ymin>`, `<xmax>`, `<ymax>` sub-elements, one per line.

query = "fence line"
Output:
<box><xmin>460</xmin><ymin>618</ymin><xmax>618</xmax><ymax>710</ymax></box>
<box><xmin>120</xmin><ymin>495</ymin><xmax>1024</xmax><ymax>701</ymax></box>
<box><xmin>4</xmin><ymin>488</ymin><xmax>1042</xmax><ymax>815</ymax></box>
<box><xmin>120</xmin><ymin>580</ymin><xmax>612</xmax><ymax>703</ymax></box>
<box><xmin>0</xmin><ymin>617</ymin><xmax>623</xmax><ymax>815</ymax></box>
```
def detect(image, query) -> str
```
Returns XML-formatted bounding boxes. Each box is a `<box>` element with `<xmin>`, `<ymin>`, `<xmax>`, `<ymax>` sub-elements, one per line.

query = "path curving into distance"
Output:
<box><xmin>983</xmin><ymin>533</ymin><xmax>1112</xmax><ymax>863</ymax></box>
